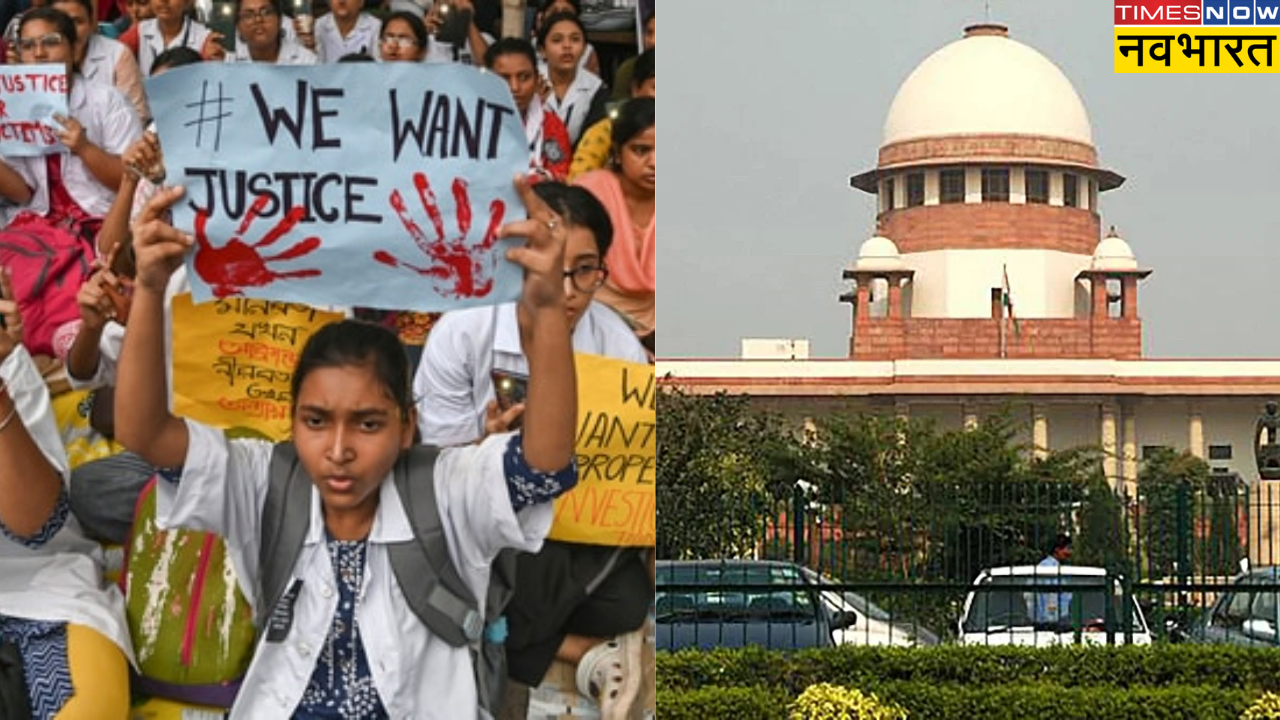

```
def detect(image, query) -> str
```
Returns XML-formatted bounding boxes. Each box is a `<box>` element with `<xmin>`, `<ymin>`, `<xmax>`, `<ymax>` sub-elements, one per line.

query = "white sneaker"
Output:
<box><xmin>575</xmin><ymin>631</ymin><xmax>643</xmax><ymax>720</ymax></box>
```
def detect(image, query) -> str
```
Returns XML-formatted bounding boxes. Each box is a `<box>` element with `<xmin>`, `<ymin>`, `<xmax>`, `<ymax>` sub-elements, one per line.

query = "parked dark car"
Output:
<box><xmin>1181</xmin><ymin>566</ymin><xmax>1280</xmax><ymax>647</ymax></box>
<box><xmin>655</xmin><ymin>559</ymin><xmax>854</xmax><ymax>651</ymax></box>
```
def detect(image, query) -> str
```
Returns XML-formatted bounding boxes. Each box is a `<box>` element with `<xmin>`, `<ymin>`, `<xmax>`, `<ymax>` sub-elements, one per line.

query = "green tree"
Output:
<box><xmin>1137</xmin><ymin>448</ymin><xmax>1210</xmax><ymax>579</ymax></box>
<box><xmin>656</xmin><ymin>389</ymin><xmax>791</xmax><ymax>559</ymax></box>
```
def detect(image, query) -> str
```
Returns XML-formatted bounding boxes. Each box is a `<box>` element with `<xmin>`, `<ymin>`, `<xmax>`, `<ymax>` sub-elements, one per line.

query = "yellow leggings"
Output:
<box><xmin>51</xmin><ymin>623</ymin><xmax>129</xmax><ymax>720</ymax></box>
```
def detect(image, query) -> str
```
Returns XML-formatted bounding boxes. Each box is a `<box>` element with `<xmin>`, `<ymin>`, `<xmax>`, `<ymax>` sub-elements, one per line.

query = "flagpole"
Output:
<box><xmin>999</xmin><ymin>264</ymin><xmax>1008</xmax><ymax>359</ymax></box>
<box><xmin>999</xmin><ymin>302</ymin><xmax>1006</xmax><ymax>358</ymax></box>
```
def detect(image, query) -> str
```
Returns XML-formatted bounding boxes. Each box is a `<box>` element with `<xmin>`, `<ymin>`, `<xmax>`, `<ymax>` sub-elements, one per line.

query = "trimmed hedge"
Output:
<box><xmin>659</xmin><ymin>683</ymin><xmax>1252</xmax><ymax>720</ymax></box>
<box><xmin>658</xmin><ymin>644</ymin><xmax>1280</xmax><ymax>694</ymax></box>
<box><xmin>657</xmin><ymin>686</ymin><xmax>791</xmax><ymax>720</ymax></box>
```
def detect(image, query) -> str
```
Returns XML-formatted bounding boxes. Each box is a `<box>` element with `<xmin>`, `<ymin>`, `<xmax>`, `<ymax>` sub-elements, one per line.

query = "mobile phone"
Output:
<box><xmin>435</xmin><ymin>1</ymin><xmax>473</xmax><ymax>44</ymax></box>
<box><xmin>289</xmin><ymin>0</ymin><xmax>314</xmax><ymax>35</ymax></box>
<box><xmin>491</xmin><ymin>369</ymin><xmax>529</xmax><ymax>429</ymax></box>
<box><xmin>208</xmin><ymin>0</ymin><xmax>237</xmax><ymax>53</ymax></box>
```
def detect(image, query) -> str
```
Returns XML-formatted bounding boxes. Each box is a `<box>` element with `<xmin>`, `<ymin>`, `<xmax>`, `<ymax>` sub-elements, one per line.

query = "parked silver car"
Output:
<box><xmin>799</xmin><ymin>568</ymin><xmax>940</xmax><ymax>647</ymax></box>
<box><xmin>1181</xmin><ymin>566</ymin><xmax>1280</xmax><ymax>647</ymax></box>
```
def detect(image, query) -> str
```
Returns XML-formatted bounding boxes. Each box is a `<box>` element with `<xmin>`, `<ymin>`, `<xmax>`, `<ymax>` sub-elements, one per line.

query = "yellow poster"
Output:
<box><xmin>171</xmin><ymin>294</ymin><xmax>343</xmax><ymax>442</ymax></box>
<box><xmin>548</xmin><ymin>353</ymin><xmax>656</xmax><ymax>547</ymax></box>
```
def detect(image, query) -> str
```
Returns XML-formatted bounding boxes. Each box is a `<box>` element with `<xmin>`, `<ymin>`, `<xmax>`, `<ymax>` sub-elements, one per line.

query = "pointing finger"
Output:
<box><xmin>136</xmin><ymin>185</ymin><xmax>187</xmax><ymax>227</ymax></box>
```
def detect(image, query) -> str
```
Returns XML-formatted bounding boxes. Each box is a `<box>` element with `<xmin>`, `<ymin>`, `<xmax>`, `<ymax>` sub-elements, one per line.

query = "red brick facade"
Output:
<box><xmin>878</xmin><ymin>134</ymin><xmax>1098</xmax><ymax>169</ymax></box>
<box><xmin>879</xmin><ymin>203</ymin><xmax>1100</xmax><ymax>255</ymax></box>
<box><xmin>850</xmin><ymin>316</ymin><xmax>1142</xmax><ymax>360</ymax></box>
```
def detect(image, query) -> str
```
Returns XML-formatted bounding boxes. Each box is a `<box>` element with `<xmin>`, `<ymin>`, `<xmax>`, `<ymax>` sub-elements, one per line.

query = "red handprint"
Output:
<box><xmin>193</xmin><ymin>195</ymin><xmax>323</xmax><ymax>298</ymax></box>
<box><xmin>374</xmin><ymin>173</ymin><xmax>506</xmax><ymax>300</ymax></box>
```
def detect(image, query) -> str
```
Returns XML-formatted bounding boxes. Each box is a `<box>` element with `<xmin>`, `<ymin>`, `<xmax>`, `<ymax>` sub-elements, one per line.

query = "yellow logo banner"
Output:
<box><xmin>1116</xmin><ymin>27</ymin><xmax>1279</xmax><ymax>72</ymax></box>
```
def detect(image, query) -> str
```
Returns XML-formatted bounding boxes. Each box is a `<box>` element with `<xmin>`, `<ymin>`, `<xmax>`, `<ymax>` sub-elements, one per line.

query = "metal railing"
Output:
<box><xmin>658</xmin><ymin>477</ymin><xmax>1280</xmax><ymax>647</ymax></box>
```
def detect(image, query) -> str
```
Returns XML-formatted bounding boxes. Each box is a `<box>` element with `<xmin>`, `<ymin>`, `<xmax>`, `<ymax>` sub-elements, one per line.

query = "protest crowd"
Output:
<box><xmin>0</xmin><ymin>0</ymin><xmax>655</xmax><ymax>717</ymax></box>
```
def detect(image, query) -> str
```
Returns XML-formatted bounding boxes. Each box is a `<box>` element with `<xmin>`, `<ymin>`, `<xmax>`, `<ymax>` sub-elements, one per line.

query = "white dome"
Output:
<box><xmin>1092</xmin><ymin>234</ymin><xmax>1137</xmax><ymax>271</ymax></box>
<box><xmin>882</xmin><ymin>25</ymin><xmax>1093</xmax><ymax>147</ymax></box>
<box><xmin>853</xmin><ymin>236</ymin><xmax>905</xmax><ymax>272</ymax></box>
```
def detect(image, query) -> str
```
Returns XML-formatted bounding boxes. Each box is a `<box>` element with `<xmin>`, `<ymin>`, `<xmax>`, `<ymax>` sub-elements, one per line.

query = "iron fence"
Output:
<box><xmin>657</xmin><ymin>476</ymin><xmax>1280</xmax><ymax>648</ymax></box>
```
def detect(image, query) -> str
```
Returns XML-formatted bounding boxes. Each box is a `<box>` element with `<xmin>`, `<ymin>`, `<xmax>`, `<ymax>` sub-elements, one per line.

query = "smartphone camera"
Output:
<box><xmin>434</xmin><ymin>1</ymin><xmax>473</xmax><ymax>44</ymax></box>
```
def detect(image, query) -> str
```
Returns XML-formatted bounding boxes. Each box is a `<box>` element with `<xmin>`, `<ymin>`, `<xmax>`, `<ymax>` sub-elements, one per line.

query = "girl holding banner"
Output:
<box><xmin>414</xmin><ymin>182</ymin><xmax>651</xmax><ymax>720</ymax></box>
<box><xmin>115</xmin><ymin>175</ymin><xmax>580</xmax><ymax>718</ymax></box>
<box><xmin>0</xmin><ymin>7</ymin><xmax>142</xmax><ymax>359</ymax></box>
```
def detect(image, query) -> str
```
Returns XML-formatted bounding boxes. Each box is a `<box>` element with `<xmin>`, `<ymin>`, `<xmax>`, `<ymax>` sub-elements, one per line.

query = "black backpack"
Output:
<box><xmin>259</xmin><ymin>442</ymin><xmax>514</xmax><ymax>713</ymax></box>
<box><xmin>0</xmin><ymin>639</ymin><xmax>31</xmax><ymax>720</ymax></box>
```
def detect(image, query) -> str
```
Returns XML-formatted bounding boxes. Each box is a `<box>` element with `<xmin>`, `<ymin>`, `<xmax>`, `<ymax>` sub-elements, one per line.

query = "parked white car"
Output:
<box><xmin>800</xmin><ymin>568</ymin><xmax>940</xmax><ymax>646</ymax></box>
<box><xmin>958</xmin><ymin>565</ymin><xmax>1151</xmax><ymax>646</ymax></box>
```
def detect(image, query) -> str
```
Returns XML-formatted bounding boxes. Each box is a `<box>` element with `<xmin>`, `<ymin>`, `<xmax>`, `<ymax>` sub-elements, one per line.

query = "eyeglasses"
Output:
<box><xmin>380</xmin><ymin>35</ymin><xmax>419</xmax><ymax>48</ymax></box>
<box><xmin>238</xmin><ymin>7</ymin><xmax>277</xmax><ymax>22</ymax></box>
<box><xmin>563</xmin><ymin>262</ymin><xmax>607</xmax><ymax>293</ymax></box>
<box><xmin>16</xmin><ymin>33</ymin><xmax>65</xmax><ymax>52</ymax></box>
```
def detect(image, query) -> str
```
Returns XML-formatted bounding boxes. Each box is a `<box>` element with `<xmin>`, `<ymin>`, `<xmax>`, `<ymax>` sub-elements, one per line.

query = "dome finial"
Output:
<box><xmin>1107</xmin><ymin>225</ymin><xmax>1119</xmax><ymax>238</ymax></box>
<box><xmin>964</xmin><ymin>22</ymin><xmax>1008</xmax><ymax>38</ymax></box>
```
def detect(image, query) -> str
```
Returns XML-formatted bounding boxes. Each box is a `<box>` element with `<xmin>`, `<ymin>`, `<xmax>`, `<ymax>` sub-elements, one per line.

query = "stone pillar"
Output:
<box><xmin>1091</xmin><ymin>275</ymin><xmax>1108</xmax><ymax>320</ymax></box>
<box><xmin>887</xmin><ymin>277</ymin><xmax>902</xmax><ymax>319</ymax></box>
<box><xmin>1121</xmin><ymin>275</ymin><xmax>1139</xmax><ymax>318</ymax></box>
<box><xmin>856</xmin><ymin>282</ymin><xmax>870</xmax><ymax>320</ymax></box>
<box><xmin>1101</xmin><ymin>402</ymin><xmax>1119</xmax><ymax>490</ymax></box>
<box><xmin>1032</xmin><ymin>405</ymin><xmax>1049</xmax><ymax>460</ymax></box>
<box><xmin>1122</xmin><ymin>405</ymin><xmax>1138</xmax><ymax>499</ymax></box>
<box><xmin>1188</xmin><ymin>406</ymin><xmax>1204</xmax><ymax>459</ymax></box>
<box><xmin>1249</xmin><ymin>481</ymin><xmax>1280</xmax><ymax>568</ymax></box>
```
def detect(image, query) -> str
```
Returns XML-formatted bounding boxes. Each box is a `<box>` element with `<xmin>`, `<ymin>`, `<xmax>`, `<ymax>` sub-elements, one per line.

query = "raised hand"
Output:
<box><xmin>0</xmin><ymin>267</ymin><xmax>23</xmax><ymax>362</ymax></box>
<box><xmin>77</xmin><ymin>246</ymin><xmax>129</xmax><ymax>329</ymax></box>
<box><xmin>375</xmin><ymin>172</ymin><xmax>505</xmax><ymax>300</ymax></box>
<box><xmin>498</xmin><ymin>174</ymin><xmax>567</xmax><ymax>313</ymax></box>
<box><xmin>122</xmin><ymin>131</ymin><xmax>165</xmax><ymax>185</ymax></box>
<box><xmin>53</xmin><ymin>113</ymin><xmax>88</xmax><ymax>155</ymax></box>
<box><xmin>131</xmin><ymin>185</ymin><xmax>194</xmax><ymax>294</ymax></box>
<box><xmin>192</xmin><ymin>195</ymin><xmax>322</xmax><ymax>298</ymax></box>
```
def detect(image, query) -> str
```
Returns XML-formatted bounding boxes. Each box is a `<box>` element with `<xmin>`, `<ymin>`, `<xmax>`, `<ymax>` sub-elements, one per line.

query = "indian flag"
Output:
<box><xmin>1002</xmin><ymin>264</ymin><xmax>1021</xmax><ymax>337</ymax></box>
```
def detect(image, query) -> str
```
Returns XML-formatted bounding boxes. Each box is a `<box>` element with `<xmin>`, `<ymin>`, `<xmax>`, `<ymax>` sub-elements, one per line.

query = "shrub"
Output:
<box><xmin>1244</xmin><ymin>692</ymin><xmax>1280</xmax><ymax>720</ymax></box>
<box><xmin>656</xmin><ymin>685</ymin><xmax>790</xmax><ymax>720</ymax></box>
<box><xmin>789</xmin><ymin>683</ymin><xmax>907</xmax><ymax>719</ymax></box>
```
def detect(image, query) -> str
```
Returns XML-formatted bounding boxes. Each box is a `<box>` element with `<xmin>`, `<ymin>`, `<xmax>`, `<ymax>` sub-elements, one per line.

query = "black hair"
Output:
<box><xmin>1051</xmin><ymin>534</ymin><xmax>1072</xmax><ymax>553</ymax></box>
<box><xmin>611</xmin><ymin>96</ymin><xmax>654</xmax><ymax>149</ymax></box>
<box><xmin>536</xmin><ymin>9</ymin><xmax>584</xmax><ymax>49</ymax></box>
<box><xmin>483</xmin><ymin>36</ymin><xmax>536</xmax><ymax>70</ymax></box>
<box><xmin>532</xmin><ymin>181</ymin><xmax>613</xmax><ymax>258</ymax></box>
<box><xmin>380</xmin><ymin>10</ymin><xmax>427</xmax><ymax>49</ymax></box>
<box><xmin>236</xmin><ymin>0</ymin><xmax>286</xmax><ymax>17</ymax></box>
<box><xmin>51</xmin><ymin>0</ymin><xmax>95</xmax><ymax>25</ymax></box>
<box><xmin>18</xmin><ymin>7</ymin><xmax>78</xmax><ymax>54</ymax></box>
<box><xmin>151</xmin><ymin>45</ymin><xmax>204</xmax><ymax>74</ymax></box>
<box><xmin>337</xmin><ymin>51</ymin><xmax>377</xmax><ymax>62</ymax></box>
<box><xmin>632</xmin><ymin>47</ymin><xmax>654</xmax><ymax>86</ymax></box>
<box><xmin>539</xmin><ymin>0</ymin><xmax>580</xmax><ymax>14</ymax></box>
<box><xmin>292</xmin><ymin>320</ymin><xmax>412</xmax><ymax>421</ymax></box>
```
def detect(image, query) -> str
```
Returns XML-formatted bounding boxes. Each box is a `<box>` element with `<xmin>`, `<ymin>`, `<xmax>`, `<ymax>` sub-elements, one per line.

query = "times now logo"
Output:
<box><xmin>1116</xmin><ymin>1</ymin><xmax>1280</xmax><ymax>24</ymax></box>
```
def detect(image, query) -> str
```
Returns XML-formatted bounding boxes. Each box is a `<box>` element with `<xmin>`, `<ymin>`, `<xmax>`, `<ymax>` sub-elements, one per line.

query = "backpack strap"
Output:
<box><xmin>387</xmin><ymin>445</ymin><xmax>485</xmax><ymax>647</ymax></box>
<box><xmin>258</xmin><ymin>441</ymin><xmax>310</xmax><ymax>629</ymax></box>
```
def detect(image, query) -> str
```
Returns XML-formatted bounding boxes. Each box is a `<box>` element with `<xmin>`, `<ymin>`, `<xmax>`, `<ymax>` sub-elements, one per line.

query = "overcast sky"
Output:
<box><xmin>664</xmin><ymin>0</ymin><xmax>1280</xmax><ymax>360</ymax></box>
